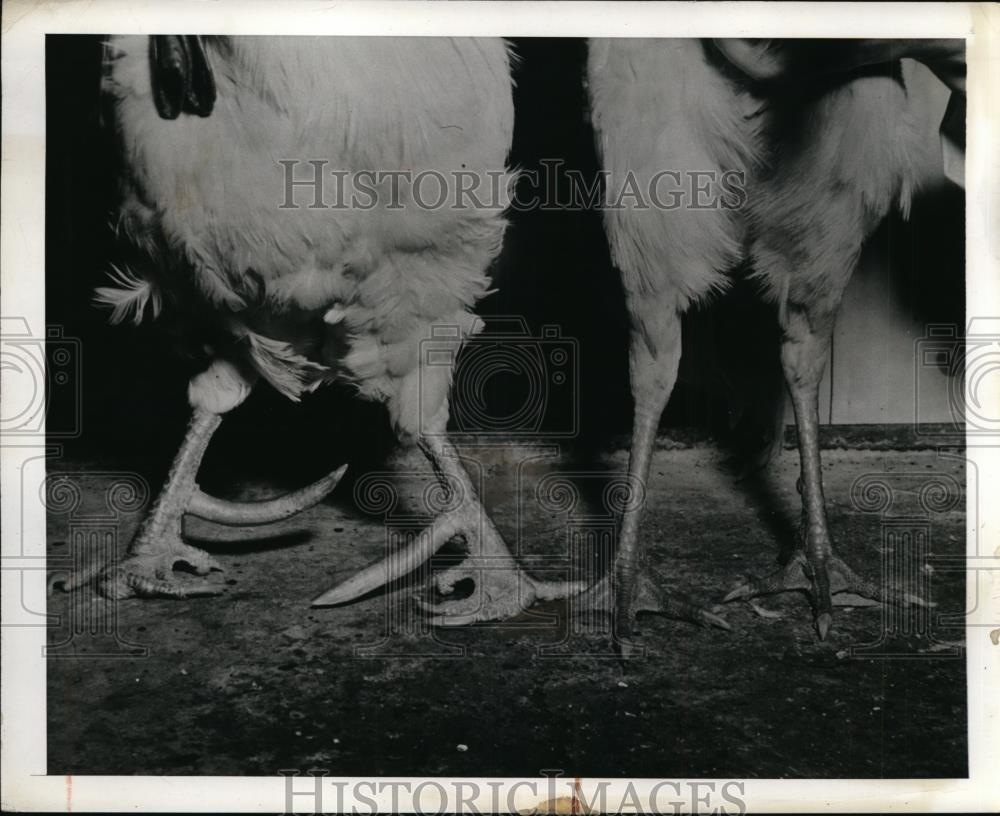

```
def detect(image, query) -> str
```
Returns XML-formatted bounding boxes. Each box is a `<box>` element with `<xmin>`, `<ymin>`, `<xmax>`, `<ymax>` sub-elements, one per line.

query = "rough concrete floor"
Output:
<box><xmin>47</xmin><ymin>446</ymin><xmax>967</xmax><ymax>778</ymax></box>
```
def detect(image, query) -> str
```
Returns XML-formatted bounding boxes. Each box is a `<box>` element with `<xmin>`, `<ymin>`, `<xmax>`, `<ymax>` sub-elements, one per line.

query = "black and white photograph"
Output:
<box><xmin>2</xmin><ymin>1</ymin><xmax>997</xmax><ymax>812</ymax></box>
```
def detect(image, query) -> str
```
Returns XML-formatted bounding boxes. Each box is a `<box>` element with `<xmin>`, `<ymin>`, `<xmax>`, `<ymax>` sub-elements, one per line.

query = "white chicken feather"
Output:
<box><xmin>103</xmin><ymin>35</ymin><xmax>515</xmax><ymax>429</ymax></box>
<box><xmin>62</xmin><ymin>35</ymin><xmax>569</xmax><ymax>608</ymax></box>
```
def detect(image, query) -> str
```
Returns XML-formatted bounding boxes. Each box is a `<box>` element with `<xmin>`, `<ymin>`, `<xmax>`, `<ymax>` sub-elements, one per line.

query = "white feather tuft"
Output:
<box><xmin>243</xmin><ymin>330</ymin><xmax>329</xmax><ymax>402</ymax></box>
<box><xmin>93</xmin><ymin>264</ymin><xmax>162</xmax><ymax>326</ymax></box>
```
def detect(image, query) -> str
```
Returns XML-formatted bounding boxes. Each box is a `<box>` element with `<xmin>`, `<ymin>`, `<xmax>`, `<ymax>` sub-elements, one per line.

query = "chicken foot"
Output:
<box><xmin>588</xmin><ymin>308</ymin><xmax>733</xmax><ymax>657</ymax></box>
<box><xmin>97</xmin><ymin>407</ymin><xmax>228</xmax><ymax>599</ymax></box>
<box><xmin>312</xmin><ymin>433</ymin><xmax>586</xmax><ymax>622</ymax></box>
<box><xmin>723</xmin><ymin>305</ymin><xmax>933</xmax><ymax>638</ymax></box>
<box><xmin>572</xmin><ymin>571</ymin><xmax>730</xmax><ymax>657</ymax></box>
<box><xmin>51</xmin><ymin>360</ymin><xmax>346</xmax><ymax>599</ymax></box>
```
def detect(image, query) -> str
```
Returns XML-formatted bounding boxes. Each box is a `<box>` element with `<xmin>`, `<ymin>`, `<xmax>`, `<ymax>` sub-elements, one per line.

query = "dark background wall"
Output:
<box><xmin>45</xmin><ymin>36</ymin><xmax>964</xmax><ymax>485</ymax></box>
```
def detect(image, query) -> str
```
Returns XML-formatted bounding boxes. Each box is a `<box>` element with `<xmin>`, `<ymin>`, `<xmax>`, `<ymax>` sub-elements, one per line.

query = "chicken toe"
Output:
<box><xmin>723</xmin><ymin>551</ymin><xmax>934</xmax><ymax>639</ymax></box>
<box><xmin>574</xmin><ymin>572</ymin><xmax>731</xmax><ymax>658</ymax></box>
<box><xmin>99</xmin><ymin>538</ymin><xmax>224</xmax><ymax>600</ymax></box>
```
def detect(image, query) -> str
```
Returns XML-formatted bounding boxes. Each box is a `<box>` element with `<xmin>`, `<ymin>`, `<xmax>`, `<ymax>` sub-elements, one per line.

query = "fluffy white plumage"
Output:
<box><xmin>588</xmin><ymin>39</ymin><xmax>765</xmax><ymax>310</ymax></box>
<box><xmin>102</xmin><ymin>35</ymin><xmax>515</xmax><ymax>433</ymax></box>
<box><xmin>588</xmin><ymin>38</ymin><xmax>926</xmax><ymax>330</ymax></box>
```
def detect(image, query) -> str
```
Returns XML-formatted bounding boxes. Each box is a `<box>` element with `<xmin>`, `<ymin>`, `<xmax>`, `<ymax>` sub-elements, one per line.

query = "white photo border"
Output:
<box><xmin>2</xmin><ymin>1</ymin><xmax>996</xmax><ymax>812</ymax></box>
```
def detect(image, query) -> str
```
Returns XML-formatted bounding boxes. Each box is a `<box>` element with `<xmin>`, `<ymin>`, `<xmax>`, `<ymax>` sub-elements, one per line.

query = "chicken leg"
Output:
<box><xmin>314</xmin><ymin>311</ymin><xmax>728</xmax><ymax>643</ymax></box>
<box><xmin>98</xmin><ymin>406</ymin><xmax>229</xmax><ymax>599</ymax></box>
<box><xmin>414</xmin><ymin>433</ymin><xmax>588</xmax><ymax>625</ymax></box>
<box><xmin>51</xmin><ymin>358</ymin><xmax>346</xmax><ymax>599</ymax></box>
<box><xmin>312</xmin><ymin>431</ymin><xmax>586</xmax><ymax>622</ymax></box>
<box><xmin>578</xmin><ymin>308</ymin><xmax>730</xmax><ymax>658</ymax></box>
<box><xmin>724</xmin><ymin>303</ymin><xmax>932</xmax><ymax>638</ymax></box>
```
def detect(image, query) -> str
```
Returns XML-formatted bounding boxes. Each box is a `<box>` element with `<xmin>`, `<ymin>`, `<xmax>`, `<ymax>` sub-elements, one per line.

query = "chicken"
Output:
<box><xmin>299</xmin><ymin>38</ymin><xmax>951</xmax><ymax>644</ymax></box>
<box><xmin>582</xmin><ymin>38</ymin><xmax>943</xmax><ymax>652</ymax></box>
<box><xmin>57</xmin><ymin>34</ymin><xmax>584</xmax><ymax>608</ymax></box>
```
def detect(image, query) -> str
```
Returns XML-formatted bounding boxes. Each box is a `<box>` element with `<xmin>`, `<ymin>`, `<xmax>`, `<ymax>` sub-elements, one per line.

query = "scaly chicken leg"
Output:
<box><xmin>52</xmin><ymin>359</ymin><xmax>346</xmax><ymax>599</ymax></box>
<box><xmin>576</xmin><ymin>307</ymin><xmax>729</xmax><ymax>657</ymax></box>
<box><xmin>724</xmin><ymin>303</ymin><xmax>933</xmax><ymax>638</ymax></box>
<box><xmin>98</xmin><ymin>406</ymin><xmax>228</xmax><ymax>599</ymax></box>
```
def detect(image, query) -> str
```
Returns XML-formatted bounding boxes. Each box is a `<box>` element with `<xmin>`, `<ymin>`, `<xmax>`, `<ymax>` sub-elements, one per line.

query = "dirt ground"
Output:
<box><xmin>47</xmin><ymin>445</ymin><xmax>967</xmax><ymax>778</ymax></box>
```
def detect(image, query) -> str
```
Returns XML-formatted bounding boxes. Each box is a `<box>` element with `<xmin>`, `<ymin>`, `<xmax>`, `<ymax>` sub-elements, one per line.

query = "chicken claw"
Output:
<box><xmin>314</xmin><ymin>506</ymin><xmax>585</xmax><ymax>619</ymax></box>
<box><xmin>313</xmin><ymin>432</ymin><xmax>586</xmax><ymax>618</ymax></box>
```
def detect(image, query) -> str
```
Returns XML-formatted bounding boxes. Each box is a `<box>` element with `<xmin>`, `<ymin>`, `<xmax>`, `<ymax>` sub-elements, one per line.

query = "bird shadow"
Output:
<box><xmin>718</xmin><ymin>448</ymin><xmax>801</xmax><ymax>567</ymax></box>
<box><xmin>185</xmin><ymin>529</ymin><xmax>315</xmax><ymax>555</ymax></box>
